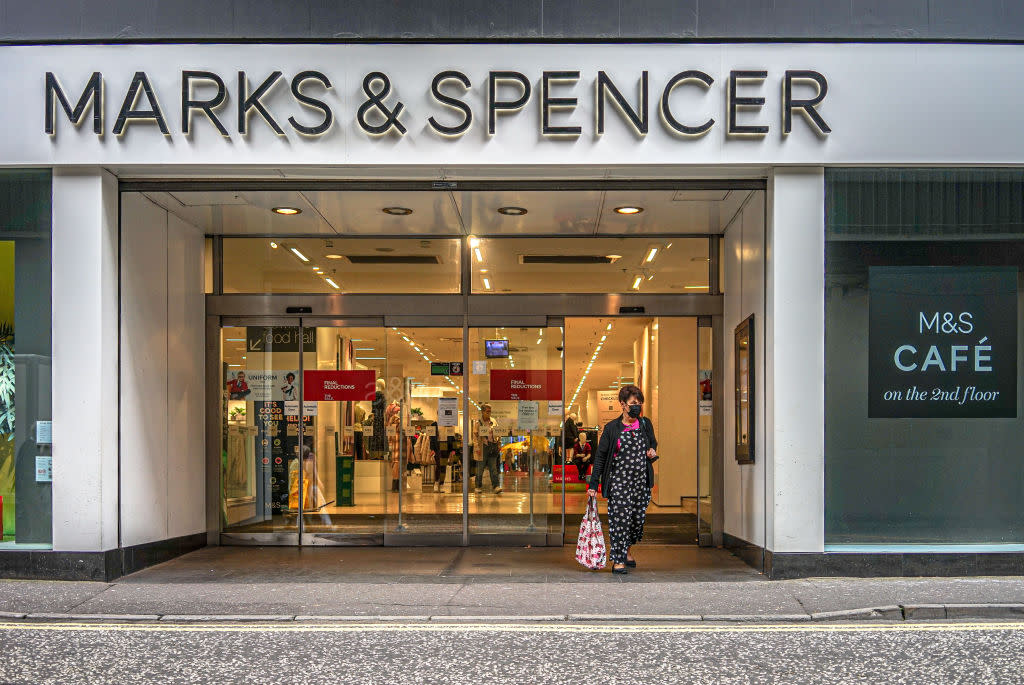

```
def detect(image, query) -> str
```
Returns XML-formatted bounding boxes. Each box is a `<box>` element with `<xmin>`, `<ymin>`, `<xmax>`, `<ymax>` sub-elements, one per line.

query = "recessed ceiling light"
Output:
<box><xmin>614</xmin><ymin>206</ymin><xmax>643</xmax><ymax>215</ymax></box>
<box><xmin>325</xmin><ymin>278</ymin><xmax>340</xmax><ymax>290</ymax></box>
<box><xmin>269</xmin><ymin>241</ymin><xmax>279</xmax><ymax>248</ymax></box>
<box><xmin>497</xmin><ymin>206</ymin><xmax>528</xmax><ymax>216</ymax></box>
<box><xmin>479</xmin><ymin>268</ymin><xmax>489</xmax><ymax>273</ymax></box>
<box><xmin>272</xmin><ymin>207</ymin><xmax>302</xmax><ymax>215</ymax></box>
<box><xmin>325</xmin><ymin>254</ymin><xmax>342</xmax><ymax>259</ymax></box>
<box><xmin>632</xmin><ymin>275</ymin><xmax>643</xmax><ymax>290</ymax></box>
<box><xmin>605</xmin><ymin>254</ymin><xmax>622</xmax><ymax>261</ymax></box>
<box><xmin>290</xmin><ymin>247</ymin><xmax>310</xmax><ymax>262</ymax></box>
<box><xmin>383</xmin><ymin>206</ymin><xmax>413</xmax><ymax>216</ymax></box>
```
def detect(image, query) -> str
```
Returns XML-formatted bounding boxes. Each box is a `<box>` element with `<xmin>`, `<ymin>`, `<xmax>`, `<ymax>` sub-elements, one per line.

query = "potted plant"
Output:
<box><xmin>229</xmin><ymin>406</ymin><xmax>246</xmax><ymax>422</ymax></box>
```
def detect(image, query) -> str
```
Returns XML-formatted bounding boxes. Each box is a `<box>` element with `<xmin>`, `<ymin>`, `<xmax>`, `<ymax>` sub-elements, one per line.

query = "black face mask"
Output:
<box><xmin>627</xmin><ymin>404</ymin><xmax>642</xmax><ymax>418</ymax></box>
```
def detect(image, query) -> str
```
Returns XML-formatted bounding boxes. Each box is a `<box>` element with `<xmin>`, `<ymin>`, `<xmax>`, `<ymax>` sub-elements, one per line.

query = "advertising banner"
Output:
<box><xmin>254</xmin><ymin>401</ymin><xmax>287</xmax><ymax>513</ymax></box>
<box><xmin>303</xmin><ymin>370</ymin><xmax>376</xmax><ymax>402</ymax></box>
<box><xmin>226</xmin><ymin>370</ymin><xmax>299</xmax><ymax>401</ymax></box>
<box><xmin>490</xmin><ymin>370</ymin><xmax>562</xmax><ymax>401</ymax></box>
<box><xmin>868</xmin><ymin>266</ymin><xmax>1017</xmax><ymax>418</ymax></box>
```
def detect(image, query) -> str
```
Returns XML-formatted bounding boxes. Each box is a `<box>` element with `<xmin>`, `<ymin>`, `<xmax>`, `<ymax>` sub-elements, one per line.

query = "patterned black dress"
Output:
<box><xmin>606</xmin><ymin>420</ymin><xmax>649</xmax><ymax>564</ymax></box>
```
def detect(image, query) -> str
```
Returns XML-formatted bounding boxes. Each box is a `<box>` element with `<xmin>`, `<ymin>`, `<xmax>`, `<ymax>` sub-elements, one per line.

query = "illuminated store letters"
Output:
<box><xmin>43</xmin><ymin>68</ymin><xmax>831</xmax><ymax>140</ymax></box>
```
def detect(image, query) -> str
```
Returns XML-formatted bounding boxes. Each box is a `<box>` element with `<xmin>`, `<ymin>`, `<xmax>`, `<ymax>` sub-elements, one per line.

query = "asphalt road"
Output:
<box><xmin>0</xmin><ymin>620</ymin><xmax>1022</xmax><ymax>684</ymax></box>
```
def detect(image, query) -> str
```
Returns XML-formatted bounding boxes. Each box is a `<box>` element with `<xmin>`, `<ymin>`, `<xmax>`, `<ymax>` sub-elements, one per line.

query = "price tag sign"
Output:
<box><xmin>363</xmin><ymin>425</ymin><xmax>375</xmax><ymax>437</ymax></box>
<box><xmin>36</xmin><ymin>421</ymin><xmax>52</xmax><ymax>445</ymax></box>
<box><xmin>35</xmin><ymin>456</ymin><xmax>52</xmax><ymax>482</ymax></box>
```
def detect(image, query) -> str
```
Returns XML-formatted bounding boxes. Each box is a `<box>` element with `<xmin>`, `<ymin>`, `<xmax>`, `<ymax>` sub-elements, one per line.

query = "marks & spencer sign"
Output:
<box><xmin>868</xmin><ymin>267</ymin><xmax>1017</xmax><ymax>419</ymax></box>
<box><xmin>43</xmin><ymin>68</ymin><xmax>830</xmax><ymax>142</ymax></box>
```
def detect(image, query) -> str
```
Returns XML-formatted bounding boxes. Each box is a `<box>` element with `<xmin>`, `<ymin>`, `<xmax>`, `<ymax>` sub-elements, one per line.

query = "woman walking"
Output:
<box><xmin>586</xmin><ymin>384</ymin><xmax>657</xmax><ymax>574</ymax></box>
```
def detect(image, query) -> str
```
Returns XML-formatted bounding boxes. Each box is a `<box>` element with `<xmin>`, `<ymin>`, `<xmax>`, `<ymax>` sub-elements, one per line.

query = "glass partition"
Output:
<box><xmin>223</xmin><ymin>237</ymin><xmax>461</xmax><ymax>294</ymax></box>
<box><xmin>470</xmin><ymin>237</ymin><xmax>709</xmax><ymax>294</ymax></box>
<box><xmin>0</xmin><ymin>170</ymin><xmax>52</xmax><ymax>548</ymax></box>
<box><xmin>826</xmin><ymin>168</ymin><xmax>1024</xmax><ymax>544</ymax></box>
<box><xmin>468</xmin><ymin>326</ymin><xmax>564</xmax><ymax>539</ymax></box>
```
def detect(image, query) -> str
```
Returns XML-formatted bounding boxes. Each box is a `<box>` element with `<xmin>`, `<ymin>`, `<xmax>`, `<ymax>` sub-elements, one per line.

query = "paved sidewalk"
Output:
<box><xmin>1</xmin><ymin>545</ymin><xmax>1024</xmax><ymax>622</ymax></box>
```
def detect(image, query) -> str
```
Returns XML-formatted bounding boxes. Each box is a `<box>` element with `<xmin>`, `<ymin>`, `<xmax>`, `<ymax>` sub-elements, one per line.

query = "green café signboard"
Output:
<box><xmin>868</xmin><ymin>266</ymin><xmax>1017</xmax><ymax>419</ymax></box>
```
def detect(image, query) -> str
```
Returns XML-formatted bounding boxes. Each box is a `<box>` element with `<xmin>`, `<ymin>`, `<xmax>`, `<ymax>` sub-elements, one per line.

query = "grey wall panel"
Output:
<box><xmin>1</xmin><ymin>0</ymin><xmax>1023</xmax><ymax>41</ymax></box>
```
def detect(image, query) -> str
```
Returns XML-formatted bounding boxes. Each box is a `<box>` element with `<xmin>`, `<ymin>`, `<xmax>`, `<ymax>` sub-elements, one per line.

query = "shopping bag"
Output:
<box><xmin>575</xmin><ymin>495</ymin><xmax>607</xmax><ymax>570</ymax></box>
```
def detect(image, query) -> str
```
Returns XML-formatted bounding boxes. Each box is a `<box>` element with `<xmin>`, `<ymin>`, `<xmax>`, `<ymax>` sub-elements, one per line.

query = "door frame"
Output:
<box><xmin>207</xmin><ymin>298</ymin><xmax>725</xmax><ymax>547</ymax></box>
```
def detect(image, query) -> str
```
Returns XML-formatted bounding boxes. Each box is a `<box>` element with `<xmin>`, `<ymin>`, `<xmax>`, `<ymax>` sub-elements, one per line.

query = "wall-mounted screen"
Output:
<box><xmin>484</xmin><ymin>339</ymin><xmax>509</xmax><ymax>358</ymax></box>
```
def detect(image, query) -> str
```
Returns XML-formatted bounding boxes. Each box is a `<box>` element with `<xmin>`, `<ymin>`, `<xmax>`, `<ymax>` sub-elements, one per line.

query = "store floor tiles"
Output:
<box><xmin>118</xmin><ymin>545</ymin><xmax>760</xmax><ymax>585</ymax></box>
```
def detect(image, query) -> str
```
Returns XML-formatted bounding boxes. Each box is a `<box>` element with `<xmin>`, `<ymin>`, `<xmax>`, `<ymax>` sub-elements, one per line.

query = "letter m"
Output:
<box><xmin>919</xmin><ymin>312</ymin><xmax>939</xmax><ymax>334</ymax></box>
<box><xmin>45</xmin><ymin>72</ymin><xmax>103</xmax><ymax>135</ymax></box>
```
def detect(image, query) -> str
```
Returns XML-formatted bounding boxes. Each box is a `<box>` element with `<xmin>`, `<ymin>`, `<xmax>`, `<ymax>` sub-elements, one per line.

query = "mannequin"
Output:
<box><xmin>563</xmin><ymin>412</ymin><xmax>580</xmax><ymax>461</ymax></box>
<box><xmin>386</xmin><ymin>397</ymin><xmax>402</xmax><ymax>491</ymax></box>
<box><xmin>352</xmin><ymin>403</ymin><xmax>367</xmax><ymax>459</ymax></box>
<box><xmin>370</xmin><ymin>377</ymin><xmax>387</xmax><ymax>457</ymax></box>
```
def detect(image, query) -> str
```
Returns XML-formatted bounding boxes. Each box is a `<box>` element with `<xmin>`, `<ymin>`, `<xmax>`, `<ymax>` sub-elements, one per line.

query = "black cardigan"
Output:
<box><xmin>588</xmin><ymin>416</ymin><xmax>658</xmax><ymax>496</ymax></box>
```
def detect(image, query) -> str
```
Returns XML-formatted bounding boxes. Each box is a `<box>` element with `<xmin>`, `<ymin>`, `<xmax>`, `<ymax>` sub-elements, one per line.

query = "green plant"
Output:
<box><xmin>229</xmin><ymin>406</ymin><xmax>246</xmax><ymax>421</ymax></box>
<box><xmin>0</xmin><ymin>322</ymin><xmax>13</xmax><ymax>440</ymax></box>
<box><xmin>410</xmin><ymin>407</ymin><xmax>424</xmax><ymax>418</ymax></box>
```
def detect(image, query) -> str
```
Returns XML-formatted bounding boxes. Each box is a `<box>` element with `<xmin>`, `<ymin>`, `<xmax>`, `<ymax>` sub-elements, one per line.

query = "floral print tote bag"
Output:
<box><xmin>575</xmin><ymin>495</ymin><xmax>607</xmax><ymax>570</ymax></box>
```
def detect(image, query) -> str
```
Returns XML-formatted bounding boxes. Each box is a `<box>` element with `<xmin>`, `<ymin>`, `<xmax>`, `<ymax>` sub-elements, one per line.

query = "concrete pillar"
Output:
<box><xmin>51</xmin><ymin>168</ymin><xmax>119</xmax><ymax>552</ymax></box>
<box><xmin>766</xmin><ymin>168</ymin><xmax>826</xmax><ymax>554</ymax></box>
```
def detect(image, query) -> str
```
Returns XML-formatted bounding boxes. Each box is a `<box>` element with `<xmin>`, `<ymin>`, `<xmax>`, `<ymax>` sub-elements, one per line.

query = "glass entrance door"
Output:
<box><xmin>221</xmin><ymin>322</ymin><xmax>313</xmax><ymax>540</ymax></box>
<box><xmin>467</xmin><ymin>326</ymin><xmax>564</xmax><ymax>543</ymax></box>
<box><xmin>219</xmin><ymin>321</ymin><xmax>466</xmax><ymax>544</ymax></box>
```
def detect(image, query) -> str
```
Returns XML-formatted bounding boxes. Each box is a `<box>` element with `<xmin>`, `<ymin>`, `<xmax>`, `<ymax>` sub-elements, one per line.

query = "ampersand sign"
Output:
<box><xmin>357</xmin><ymin>72</ymin><xmax>407</xmax><ymax>135</ymax></box>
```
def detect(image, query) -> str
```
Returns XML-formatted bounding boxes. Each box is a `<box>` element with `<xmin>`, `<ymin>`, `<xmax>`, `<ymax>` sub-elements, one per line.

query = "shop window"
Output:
<box><xmin>0</xmin><ymin>170</ymin><xmax>52</xmax><ymax>547</ymax></box>
<box><xmin>470</xmin><ymin>237</ymin><xmax>709</xmax><ymax>294</ymax></box>
<box><xmin>222</xmin><ymin>238</ymin><xmax>461</xmax><ymax>294</ymax></box>
<box><xmin>825</xmin><ymin>168</ymin><xmax>1024</xmax><ymax>545</ymax></box>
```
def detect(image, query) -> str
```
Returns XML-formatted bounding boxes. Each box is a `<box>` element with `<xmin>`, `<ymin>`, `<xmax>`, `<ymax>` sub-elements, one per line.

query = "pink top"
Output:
<box><xmin>615</xmin><ymin>419</ymin><xmax>640</xmax><ymax>455</ymax></box>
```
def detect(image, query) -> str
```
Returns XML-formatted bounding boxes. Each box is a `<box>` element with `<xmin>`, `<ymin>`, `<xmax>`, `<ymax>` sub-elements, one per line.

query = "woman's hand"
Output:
<box><xmin>586</xmin><ymin>489</ymin><xmax>597</xmax><ymax>498</ymax></box>
<box><xmin>647</xmin><ymin>448</ymin><xmax>657</xmax><ymax>459</ymax></box>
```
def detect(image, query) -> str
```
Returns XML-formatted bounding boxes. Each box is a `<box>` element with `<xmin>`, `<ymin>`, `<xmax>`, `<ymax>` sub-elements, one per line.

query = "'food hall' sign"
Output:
<box><xmin>43</xmin><ymin>68</ymin><xmax>830</xmax><ymax>141</ymax></box>
<box><xmin>868</xmin><ymin>266</ymin><xmax>1017</xmax><ymax>419</ymax></box>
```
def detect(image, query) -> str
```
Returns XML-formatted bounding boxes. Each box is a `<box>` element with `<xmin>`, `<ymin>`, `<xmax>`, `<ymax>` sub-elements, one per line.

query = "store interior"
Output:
<box><xmin>220</xmin><ymin>314</ymin><xmax>706</xmax><ymax>541</ymax></box>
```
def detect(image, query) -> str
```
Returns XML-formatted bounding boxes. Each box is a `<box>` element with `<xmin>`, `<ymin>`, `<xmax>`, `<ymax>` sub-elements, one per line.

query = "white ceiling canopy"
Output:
<box><xmin>141</xmin><ymin>187</ymin><xmax>754</xmax><ymax>237</ymax></box>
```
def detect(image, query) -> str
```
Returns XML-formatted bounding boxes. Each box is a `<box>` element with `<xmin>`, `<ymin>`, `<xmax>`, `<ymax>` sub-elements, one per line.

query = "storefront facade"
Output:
<box><xmin>2</xmin><ymin>10</ymin><xmax>1024</xmax><ymax>579</ymax></box>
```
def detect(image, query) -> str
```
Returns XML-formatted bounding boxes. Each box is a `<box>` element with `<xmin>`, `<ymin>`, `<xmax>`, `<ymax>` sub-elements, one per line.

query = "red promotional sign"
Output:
<box><xmin>489</xmin><ymin>369</ymin><xmax>562</xmax><ymax>401</ymax></box>
<box><xmin>303</xmin><ymin>370</ymin><xmax>376</xmax><ymax>402</ymax></box>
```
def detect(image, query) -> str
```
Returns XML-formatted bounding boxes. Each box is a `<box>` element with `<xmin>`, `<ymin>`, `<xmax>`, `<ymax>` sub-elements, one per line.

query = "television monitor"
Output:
<box><xmin>484</xmin><ymin>339</ymin><xmax>509</xmax><ymax>358</ymax></box>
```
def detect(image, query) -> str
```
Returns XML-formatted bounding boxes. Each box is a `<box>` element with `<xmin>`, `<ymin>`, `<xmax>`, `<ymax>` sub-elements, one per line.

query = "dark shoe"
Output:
<box><xmin>625</xmin><ymin>559</ymin><xmax>637</xmax><ymax>568</ymax></box>
<box><xmin>612</xmin><ymin>564</ymin><xmax>628</xmax><ymax>575</ymax></box>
